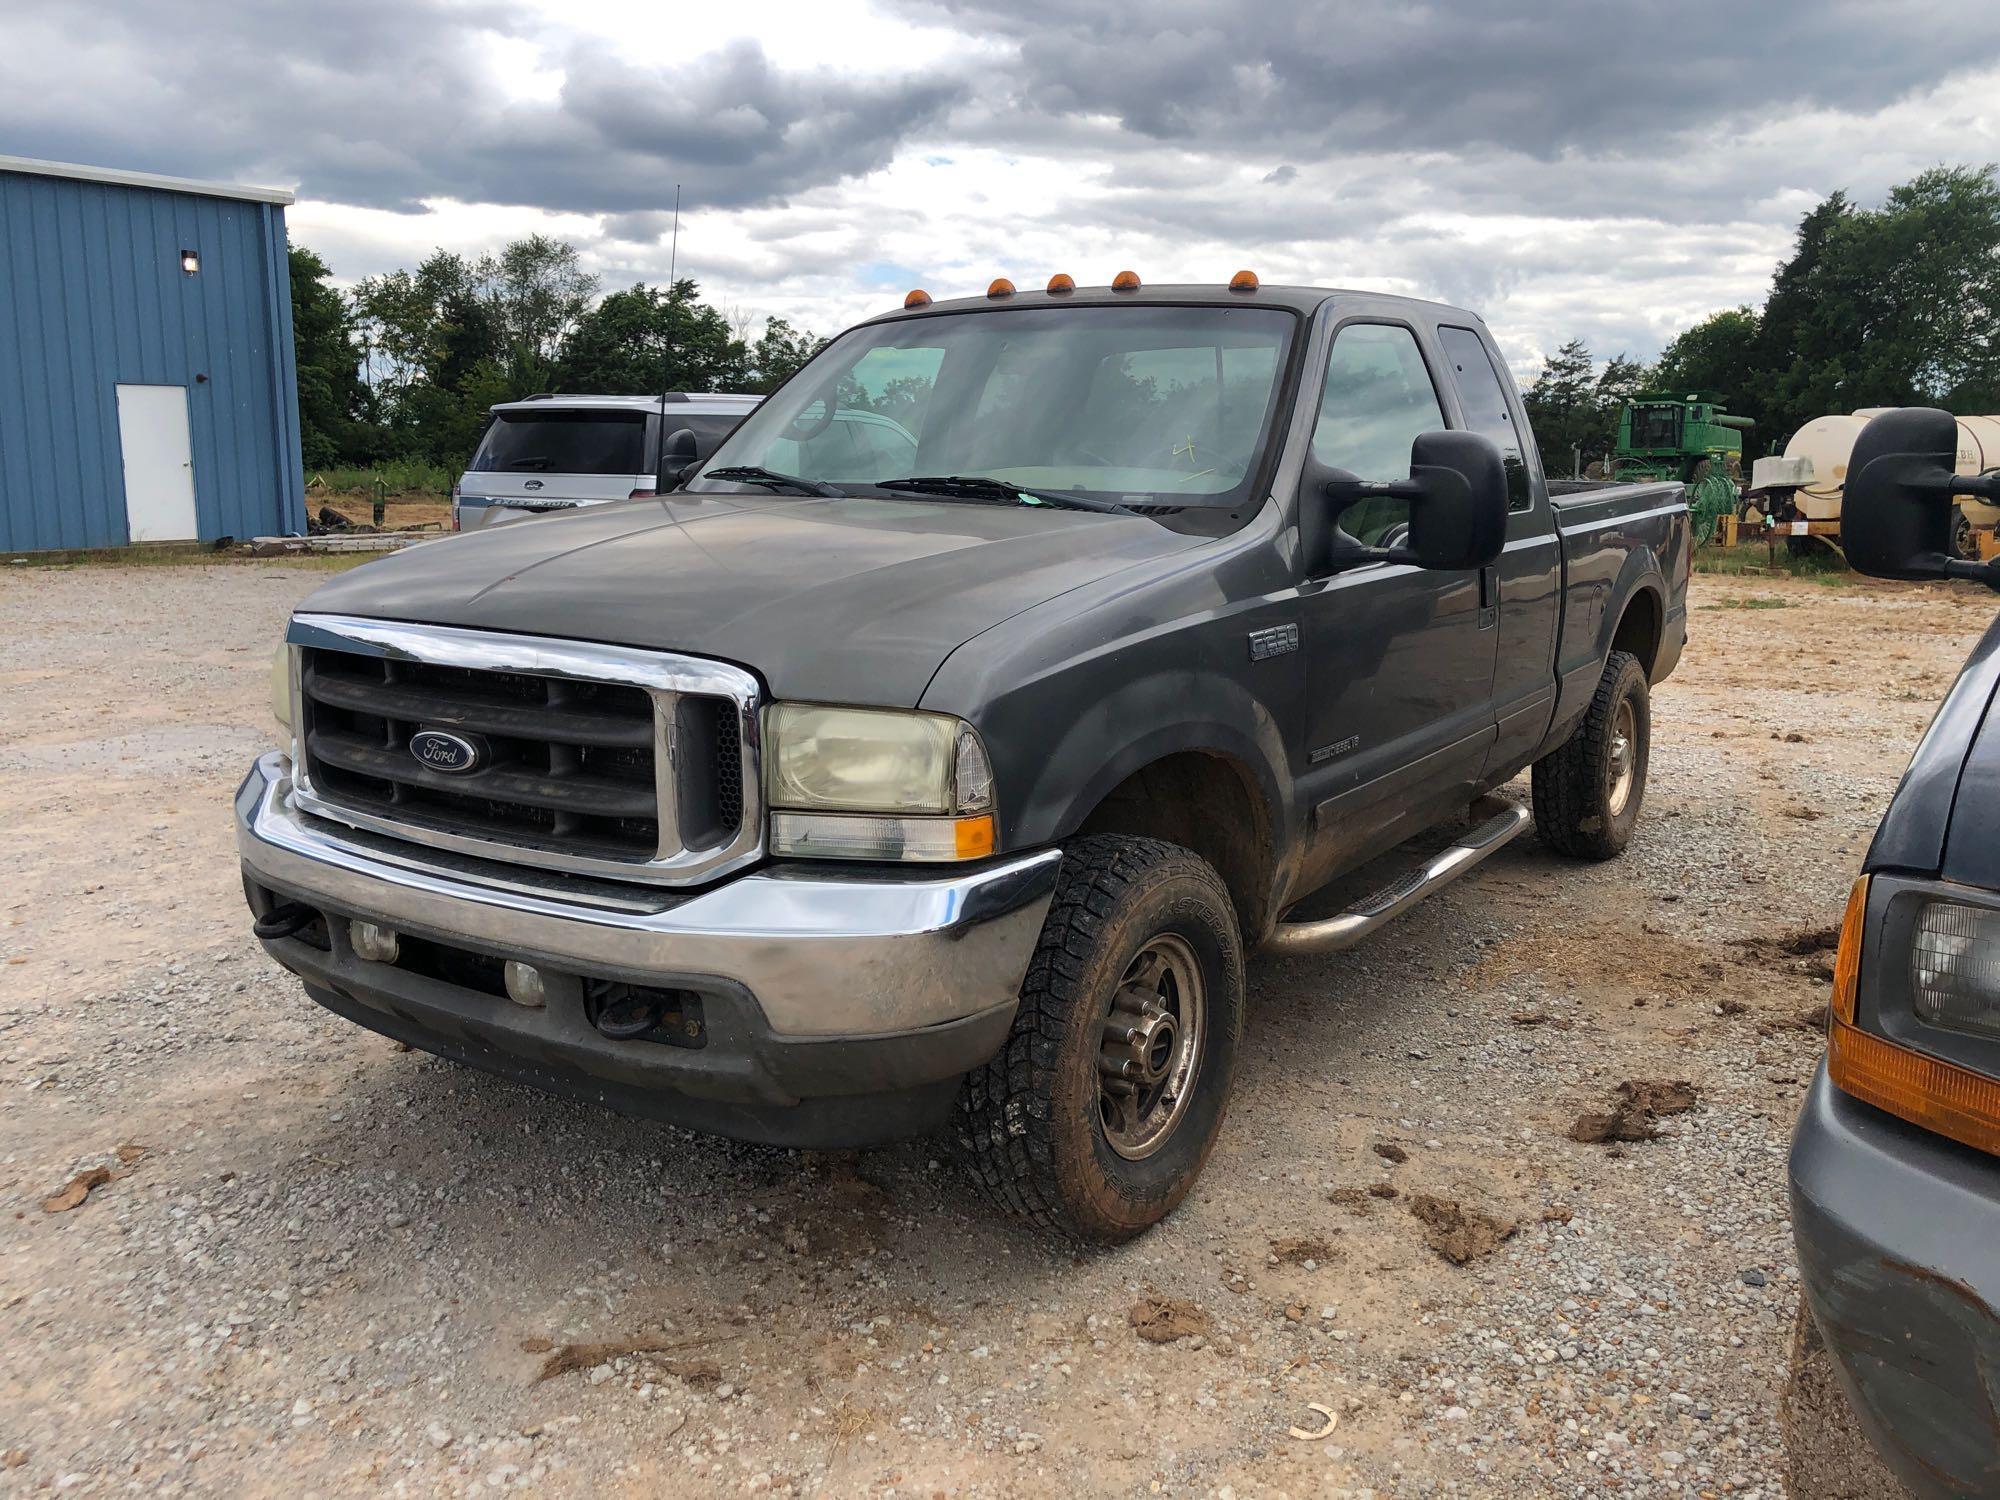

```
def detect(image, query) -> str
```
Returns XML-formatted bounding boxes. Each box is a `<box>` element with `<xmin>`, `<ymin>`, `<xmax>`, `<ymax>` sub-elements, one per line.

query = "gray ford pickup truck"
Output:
<box><xmin>237</xmin><ymin>276</ymin><xmax>1688</xmax><ymax>1240</ymax></box>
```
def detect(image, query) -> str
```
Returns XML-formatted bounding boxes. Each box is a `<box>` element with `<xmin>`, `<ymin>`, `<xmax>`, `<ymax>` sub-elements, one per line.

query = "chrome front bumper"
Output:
<box><xmin>235</xmin><ymin>751</ymin><xmax>1060</xmax><ymax>1038</ymax></box>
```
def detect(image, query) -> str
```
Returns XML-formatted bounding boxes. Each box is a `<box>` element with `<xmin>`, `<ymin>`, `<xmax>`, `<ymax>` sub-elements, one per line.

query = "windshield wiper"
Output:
<box><xmin>703</xmin><ymin>465</ymin><xmax>844</xmax><ymax>498</ymax></box>
<box><xmin>874</xmin><ymin>475</ymin><xmax>1133</xmax><ymax>515</ymax></box>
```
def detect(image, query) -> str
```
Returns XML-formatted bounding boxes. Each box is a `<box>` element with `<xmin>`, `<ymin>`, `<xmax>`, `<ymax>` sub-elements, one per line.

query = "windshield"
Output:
<box><xmin>691</xmin><ymin>304</ymin><xmax>1297</xmax><ymax>507</ymax></box>
<box><xmin>470</xmin><ymin>410</ymin><xmax>649</xmax><ymax>474</ymax></box>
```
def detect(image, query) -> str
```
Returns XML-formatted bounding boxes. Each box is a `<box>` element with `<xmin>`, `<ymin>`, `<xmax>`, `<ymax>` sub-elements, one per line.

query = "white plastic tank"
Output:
<box><xmin>1782</xmin><ymin>414</ymin><xmax>1869</xmax><ymax>520</ymax></box>
<box><xmin>1958</xmin><ymin>415</ymin><xmax>2000</xmax><ymax>526</ymax></box>
<box><xmin>1779</xmin><ymin>411</ymin><xmax>2000</xmax><ymax>526</ymax></box>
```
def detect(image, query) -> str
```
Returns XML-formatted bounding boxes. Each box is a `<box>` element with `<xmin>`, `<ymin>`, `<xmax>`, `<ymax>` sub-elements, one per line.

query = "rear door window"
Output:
<box><xmin>1437</xmin><ymin>326</ymin><xmax>1531</xmax><ymax>510</ymax></box>
<box><xmin>470</xmin><ymin>411</ymin><xmax>649</xmax><ymax>474</ymax></box>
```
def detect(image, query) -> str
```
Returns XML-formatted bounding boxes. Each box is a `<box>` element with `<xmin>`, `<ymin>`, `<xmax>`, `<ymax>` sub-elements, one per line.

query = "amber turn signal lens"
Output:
<box><xmin>1111</xmin><ymin>269</ymin><xmax>1141</xmax><ymax>291</ymax></box>
<box><xmin>954</xmin><ymin>814</ymin><xmax>997</xmax><ymax>859</ymax></box>
<box><xmin>1229</xmin><ymin>269</ymin><xmax>1259</xmax><ymax>292</ymax></box>
<box><xmin>1046</xmin><ymin>273</ymin><xmax>1075</xmax><ymax>294</ymax></box>
<box><xmin>1829</xmin><ymin>1019</ymin><xmax>2000</xmax><ymax>1157</ymax></box>
<box><xmin>1831</xmin><ymin>875</ymin><xmax>1869</xmax><ymax>1026</ymax></box>
<box><xmin>904</xmin><ymin>288</ymin><xmax>932</xmax><ymax>309</ymax></box>
<box><xmin>987</xmin><ymin>277</ymin><xmax>1015</xmax><ymax>298</ymax></box>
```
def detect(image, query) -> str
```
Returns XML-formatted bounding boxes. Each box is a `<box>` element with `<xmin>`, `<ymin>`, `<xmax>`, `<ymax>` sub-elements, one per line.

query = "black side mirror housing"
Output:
<box><xmin>1322</xmin><ymin>430</ymin><xmax>1509</xmax><ymax>572</ymax></box>
<box><xmin>1845</xmin><ymin>407</ymin><xmax>2000</xmax><ymax>589</ymax></box>
<box><xmin>658</xmin><ymin>426</ymin><xmax>700</xmax><ymax>491</ymax></box>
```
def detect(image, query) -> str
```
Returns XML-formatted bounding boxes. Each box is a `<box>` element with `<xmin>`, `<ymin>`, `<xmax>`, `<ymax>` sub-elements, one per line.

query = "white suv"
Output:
<box><xmin>452</xmin><ymin>393</ymin><xmax>759</xmax><ymax>533</ymax></box>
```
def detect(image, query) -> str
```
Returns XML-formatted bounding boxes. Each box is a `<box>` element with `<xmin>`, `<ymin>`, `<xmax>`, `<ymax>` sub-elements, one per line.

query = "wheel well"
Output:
<box><xmin>1610</xmin><ymin>589</ymin><xmax>1663</xmax><ymax>679</ymax></box>
<box><xmin>1073</xmin><ymin>751</ymin><xmax>1275</xmax><ymax>937</ymax></box>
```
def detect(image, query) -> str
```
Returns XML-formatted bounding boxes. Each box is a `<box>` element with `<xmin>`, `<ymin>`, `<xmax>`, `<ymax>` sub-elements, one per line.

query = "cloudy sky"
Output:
<box><xmin>8</xmin><ymin>0</ymin><xmax>2000</xmax><ymax>374</ymax></box>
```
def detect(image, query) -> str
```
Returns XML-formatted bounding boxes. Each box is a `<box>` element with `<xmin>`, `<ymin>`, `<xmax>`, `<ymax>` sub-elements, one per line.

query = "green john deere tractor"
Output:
<box><xmin>1608</xmin><ymin>394</ymin><xmax>1751</xmax><ymax>546</ymax></box>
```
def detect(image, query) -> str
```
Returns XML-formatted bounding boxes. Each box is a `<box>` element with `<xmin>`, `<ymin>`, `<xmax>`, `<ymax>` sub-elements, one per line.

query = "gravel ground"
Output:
<box><xmin>1</xmin><ymin>559</ymin><xmax>1984</xmax><ymax>1497</ymax></box>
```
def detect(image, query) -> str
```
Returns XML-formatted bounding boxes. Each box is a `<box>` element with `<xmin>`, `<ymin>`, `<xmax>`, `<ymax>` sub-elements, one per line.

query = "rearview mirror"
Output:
<box><xmin>658</xmin><ymin>426</ymin><xmax>700</xmax><ymax>491</ymax></box>
<box><xmin>1323</xmin><ymin>430</ymin><xmax>1508</xmax><ymax>572</ymax></box>
<box><xmin>1845</xmin><ymin>407</ymin><xmax>2000</xmax><ymax>590</ymax></box>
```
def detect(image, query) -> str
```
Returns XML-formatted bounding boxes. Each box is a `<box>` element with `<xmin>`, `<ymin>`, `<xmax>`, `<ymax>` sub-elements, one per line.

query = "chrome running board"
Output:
<box><xmin>1262</xmin><ymin>796</ymin><xmax>1531</xmax><ymax>956</ymax></box>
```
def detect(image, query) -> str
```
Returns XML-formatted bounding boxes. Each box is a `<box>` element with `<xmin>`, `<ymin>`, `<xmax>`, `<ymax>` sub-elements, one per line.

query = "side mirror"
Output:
<box><xmin>1323</xmin><ymin>430</ymin><xmax>1508</xmax><ymax>572</ymax></box>
<box><xmin>658</xmin><ymin>426</ymin><xmax>700</xmax><ymax>491</ymax></box>
<box><xmin>1845</xmin><ymin>408</ymin><xmax>2000</xmax><ymax>589</ymax></box>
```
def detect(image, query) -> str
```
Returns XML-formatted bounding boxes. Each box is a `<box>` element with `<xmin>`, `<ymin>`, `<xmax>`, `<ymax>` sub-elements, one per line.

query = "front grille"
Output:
<box><xmin>289</xmin><ymin>619</ymin><xmax>760</xmax><ymax>883</ymax></box>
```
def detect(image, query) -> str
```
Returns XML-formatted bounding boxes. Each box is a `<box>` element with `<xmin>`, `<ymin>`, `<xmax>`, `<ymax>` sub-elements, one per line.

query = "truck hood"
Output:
<box><xmin>1869</xmin><ymin>610</ymin><xmax>2000</xmax><ymax>886</ymax></box>
<box><xmin>298</xmin><ymin>491</ymin><xmax>1200</xmax><ymax>704</ymax></box>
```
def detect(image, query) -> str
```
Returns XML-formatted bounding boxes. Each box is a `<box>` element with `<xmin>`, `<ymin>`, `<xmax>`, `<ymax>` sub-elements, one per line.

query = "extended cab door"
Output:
<box><xmin>1295</xmin><ymin>318</ymin><xmax>1498</xmax><ymax>872</ymax></box>
<box><xmin>1433</xmin><ymin>324</ymin><xmax>1561</xmax><ymax>775</ymax></box>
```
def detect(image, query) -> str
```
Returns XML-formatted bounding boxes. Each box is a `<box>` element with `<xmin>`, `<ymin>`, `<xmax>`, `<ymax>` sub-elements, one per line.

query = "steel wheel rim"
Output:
<box><xmin>1096</xmin><ymin>933</ymin><xmax>1206</xmax><ymax>1161</ymax></box>
<box><xmin>1607</xmin><ymin>698</ymin><xmax>1637</xmax><ymax>818</ymax></box>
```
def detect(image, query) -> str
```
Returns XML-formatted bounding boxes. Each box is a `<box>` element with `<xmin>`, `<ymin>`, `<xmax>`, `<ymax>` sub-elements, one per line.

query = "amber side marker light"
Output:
<box><xmin>987</xmin><ymin>277</ymin><xmax>1016</xmax><ymax>298</ymax></box>
<box><xmin>1111</xmin><ymin>269</ymin><xmax>1142</xmax><ymax>291</ymax></box>
<box><xmin>904</xmin><ymin>288</ymin><xmax>932</xmax><ymax>309</ymax></box>
<box><xmin>1827</xmin><ymin>873</ymin><xmax>2000</xmax><ymax>1157</ymax></box>
<box><xmin>1046</xmin><ymin>273</ymin><xmax>1076</xmax><ymax>295</ymax></box>
<box><xmin>1229</xmin><ymin>269</ymin><xmax>1259</xmax><ymax>292</ymax></box>
<box><xmin>954</xmin><ymin>813</ymin><xmax>997</xmax><ymax>860</ymax></box>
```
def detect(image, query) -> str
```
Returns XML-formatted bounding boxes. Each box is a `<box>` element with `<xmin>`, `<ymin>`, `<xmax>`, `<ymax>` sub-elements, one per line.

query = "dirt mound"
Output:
<box><xmin>1408</xmin><ymin>1195</ymin><xmax>1517</xmax><ymax>1265</ymax></box>
<box><xmin>1129</xmin><ymin>1293</ymin><xmax>1210</xmax><ymax>1344</ymax></box>
<box><xmin>1732</xmin><ymin>925</ymin><xmax>1840</xmax><ymax>981</ymax></box>
<box><xmin>1570</xmin><ymin>1078</ymin><xmax>1700</xmax><ymax>1143</ymax></box>
<box><xmin>1270</xmin><ymin>1235</ymin><xmax>1338</xmax><ymax>1265</ymax></box>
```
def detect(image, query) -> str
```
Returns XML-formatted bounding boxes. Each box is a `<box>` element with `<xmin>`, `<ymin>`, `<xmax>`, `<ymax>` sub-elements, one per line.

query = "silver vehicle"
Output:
<box><xmin>451</xmin><ymin>393</ymin><xmax>759</xmax><ymax>532</ymax></box>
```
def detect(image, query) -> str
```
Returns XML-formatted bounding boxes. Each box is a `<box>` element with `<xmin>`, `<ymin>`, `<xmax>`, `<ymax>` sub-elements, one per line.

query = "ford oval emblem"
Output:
<box><xmin>523</xmin><ymin>479</ymin><xmax>544</xmax><ymax>490</ymax></box>
<box><xmin>409</xmin><ymin>729</ymin><xmax>483</xmax><ymax>775</ymax></box>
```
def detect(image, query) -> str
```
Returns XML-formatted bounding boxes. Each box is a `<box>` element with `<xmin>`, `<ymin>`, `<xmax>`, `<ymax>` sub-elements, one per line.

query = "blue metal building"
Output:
<box><xmin>1</xmin><ymin>156</ymin><xmax>306</xmax><ymax>552</ymax></box>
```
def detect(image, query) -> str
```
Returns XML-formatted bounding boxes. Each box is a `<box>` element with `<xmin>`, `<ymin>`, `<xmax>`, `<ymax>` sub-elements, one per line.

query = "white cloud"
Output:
<box><xmin>8</xmin><ymin>0</ymin><xmax>2000</xmax><ymax>369</ymax></box>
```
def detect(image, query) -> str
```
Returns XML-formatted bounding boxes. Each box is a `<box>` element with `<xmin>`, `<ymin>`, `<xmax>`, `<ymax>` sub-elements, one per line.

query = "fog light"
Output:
<box><xmin>504</xmin><ymin>960</ymin><xmax>546</xmax><ymax>1008</ymax></box>
<box><xmin>350</xmin><ymin>921</ymin><xmax>399</xmax><ymax>964</ymax></box>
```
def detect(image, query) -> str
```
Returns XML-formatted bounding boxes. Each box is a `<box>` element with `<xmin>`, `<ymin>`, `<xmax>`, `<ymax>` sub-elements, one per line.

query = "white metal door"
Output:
<box><xmin>116</xmin><ymin>384</ymin><xmax>199</xmax><ymax>541</ymax></box>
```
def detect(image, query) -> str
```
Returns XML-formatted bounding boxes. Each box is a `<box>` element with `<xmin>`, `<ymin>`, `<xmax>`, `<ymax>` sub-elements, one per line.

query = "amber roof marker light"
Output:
<box><xmin>1046</xmin><ymin>273</ymin><xmax>1076</xmax><ymax>295</ymax></box>
<box><xmin>904</xmin><ymin>288</ymin><xmax>932</xmax><ymax>309</ymax></box>
<box><xmin>1229</xmin><ymin>269</ymin><xmax>1260</xmax><ymax>292</ymax></box>
<box><xmin>1111</xmin><ymin>270</ymin><xmax>1142</xmax><ymax>292</ymax></box>
<box><xmin>987</xmin><ymin>277</ymin><xmax>1016</xmax><ymax>299</ymax></box>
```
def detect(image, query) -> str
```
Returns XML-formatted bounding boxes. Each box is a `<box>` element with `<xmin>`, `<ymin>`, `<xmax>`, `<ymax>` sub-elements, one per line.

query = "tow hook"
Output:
<box><xmin>252</xmin><ymin>901</ymin><xmax>319</xmax><ymax>940</ymax></box>
<box><xmin>594</xmin><ymin>992</ymin><xmax>667</xmax><ymax>1039</ymax></box>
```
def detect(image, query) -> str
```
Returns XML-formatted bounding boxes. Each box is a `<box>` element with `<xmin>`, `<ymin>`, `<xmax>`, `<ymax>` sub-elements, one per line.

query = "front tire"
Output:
<box><xmin>1532</xmin><ymin>649</ymin><xmax>1650</xmax><ymax>860</ymax></box>
<box><xmin>955</xmin><ymin>835</ymin><xmax>1245</xmax><ymax>1242</ymax></box>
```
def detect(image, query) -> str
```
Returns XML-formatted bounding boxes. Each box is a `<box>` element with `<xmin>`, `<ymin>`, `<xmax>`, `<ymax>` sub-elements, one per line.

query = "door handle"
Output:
<box><xmin>1478</xmin><ymin>565</ymin><xmax>1499</xmax><ymax>630</ymax></box>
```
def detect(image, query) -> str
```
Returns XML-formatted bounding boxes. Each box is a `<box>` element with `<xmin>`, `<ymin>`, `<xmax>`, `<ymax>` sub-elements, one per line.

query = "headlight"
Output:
<box><xmin>1912</xmin><ymin>898</ymin><xmax>2000</xmax><ymax>1038</ymax></box>
<box><xmin>270</xmin><ymin>641</ymin><xmax>293</xmax><ymax>733</ymax></box>
<box><xmin>765</xmin><ymin>703</ymin><xmax>996</xmax><ymax>861</ymax></box>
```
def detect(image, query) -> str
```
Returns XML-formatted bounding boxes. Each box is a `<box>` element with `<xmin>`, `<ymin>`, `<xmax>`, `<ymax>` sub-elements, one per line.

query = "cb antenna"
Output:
<box><xmin>659</xmin><ymin>183</ymin><xmax>684</xmax><ymax>491</ymax></box>
<box><xmin>668</xmin><ymin>183</ymin><xmax>681</xmax><ymax>288</ymax></box>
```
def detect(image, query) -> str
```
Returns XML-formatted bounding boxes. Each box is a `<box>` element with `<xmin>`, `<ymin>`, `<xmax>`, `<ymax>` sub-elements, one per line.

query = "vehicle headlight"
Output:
<box><xmin>270</xmin><ymin>640</ymin><xmax>294</xmax><ymax>734</ymax></box>
<box><xmin>765</xmin><ymin>704</ymin><xmax>996</xmax><ymax>861</ymax></box>
<box><xmin>1912</xmin><ymin>899</ymin><xmax>2000</xmax><ymax>1038</ymax></box>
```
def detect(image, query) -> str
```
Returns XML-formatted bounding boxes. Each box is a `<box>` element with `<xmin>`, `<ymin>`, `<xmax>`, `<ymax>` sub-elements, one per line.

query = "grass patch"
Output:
<box><xmin>307</xmin><ymin>458</ymin><xmax>454</xmax><ymax>497</ymax></box>
<box><xmin>1693</xmin><ymin>543</ymin><xmax>1848</xmax><ymax>580</ymax></box>
<box><xmin>7</xmin><ymin>545</ymin><xmax>381</xmax><ymax>573</ymax></box>
<box><xmin>1710</xmin><ymin>595</ymin><xmax>1797</xmax><ymax>610</ymax></box>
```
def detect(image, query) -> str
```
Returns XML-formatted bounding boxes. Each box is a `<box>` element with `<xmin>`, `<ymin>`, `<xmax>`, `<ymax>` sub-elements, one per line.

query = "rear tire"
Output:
<box><xmin>1532</xmin><ymin>650</ymin><xmax>1650</xmax><ymax>860</ymax></box>
<box><xmin>954</xmin><ymin>835</ymin><xmax>1245</xmax><ymax>1243</ymax></box>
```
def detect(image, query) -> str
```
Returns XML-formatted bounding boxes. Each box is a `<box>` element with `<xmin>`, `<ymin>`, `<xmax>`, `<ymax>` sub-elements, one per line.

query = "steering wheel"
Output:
<box><xmin>784</xmin><ymin>394</ymin><xmax>837</xmax><ymax>442</ymax></box>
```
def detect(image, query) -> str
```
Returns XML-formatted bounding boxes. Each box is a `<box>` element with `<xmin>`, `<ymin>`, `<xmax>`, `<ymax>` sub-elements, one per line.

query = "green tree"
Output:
<box><xmin>490</xmin><ymin>234</ymin><xmax>598</xmax><ymax>366</ymax></box>
<box><xmin>1653</xmin><ymin>307</ymin><xmax>1764</xmax><ymax>442</ymax></box>
<box><xmin>1745</xmin><ymin>168</ymin><xmax>2000</xmax><ymax>444</ymax></box>
<box><xmin>1523</xmin><ymin>338</ymin><xmax>1599</xmax><ymax>471</ymax></box>
<box><xmin>288</xmin><ymin>245</ymin><xmax>369</xmax><ymax>469</ymax></box>
<box><xmin>557</xmin><ymin>280</ymin><xmax>748</xmax><ymax>393</ymax></box>
<box><xmin>745</xmin><ymin>317</ymin><xmax>826</xmax><ymax>392</ymax></box>
<box><xmin>1591</xmin><ymin>353</ymin><xmax>1651</xmax><ymax>453</ymax></box>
